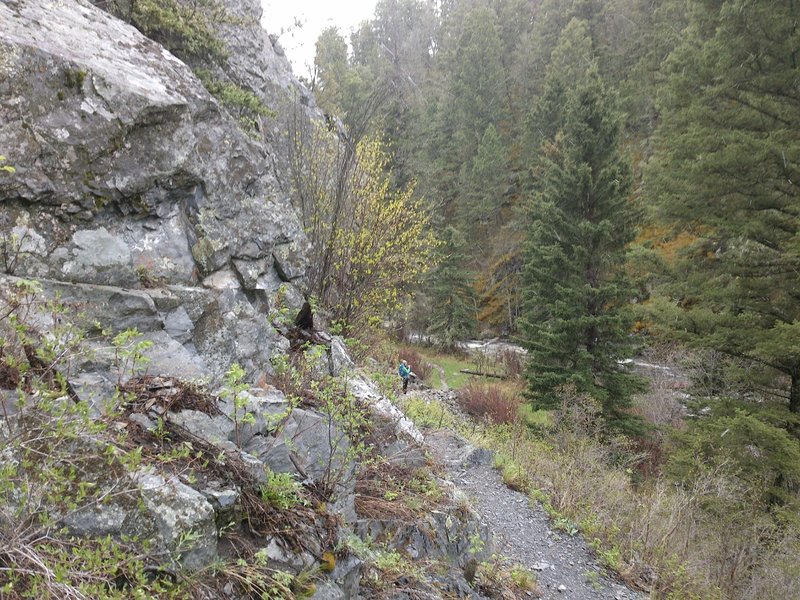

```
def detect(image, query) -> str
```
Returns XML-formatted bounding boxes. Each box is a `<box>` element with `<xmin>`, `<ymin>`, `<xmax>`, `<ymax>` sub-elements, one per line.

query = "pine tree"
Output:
<box><xmin>312</xmin><ymin>27</ymin><xmax>350</xmax><ymax>116</ymax></box>
<box><xmin>520</xmin><ymin>69</ymin><xmax>643</xmax><ymax>427</ymax></box>
<box><xmin>458</xmin><ymin>124</ymin><xmax>508</xmax><ymax>236</ymax></box>
<box><xmin>647</xmin><ymin>0</ymin><xmax>800</xmax><ymax>413</ymax></box>
<box><xmin>426</xmin><ymin>226</ymin><xmax>478</xmax><ymax>349</ymax></box>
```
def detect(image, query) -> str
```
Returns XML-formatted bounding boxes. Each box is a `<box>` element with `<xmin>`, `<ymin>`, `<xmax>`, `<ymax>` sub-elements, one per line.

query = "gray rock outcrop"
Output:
<box><xmin>207</xmin><ymin>0</ymin><xmax>323</xmax><ymax>198</ymax></box>
<box><xmin>0</xmin><ymin>2</ymin><xmax>500</xmax><ymax>598</ymax></box>
<box><xmin>0</xmin><ymin>0</ymin><xmax>309</xmax><ymax>383</ymax></box>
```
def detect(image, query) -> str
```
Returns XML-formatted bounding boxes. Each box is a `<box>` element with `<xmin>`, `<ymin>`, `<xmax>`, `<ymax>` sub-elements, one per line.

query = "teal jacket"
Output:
<box><xmin>398</xmin><ymin>364</ymin><xmax>411</xmax><ymax>379</ymax></box>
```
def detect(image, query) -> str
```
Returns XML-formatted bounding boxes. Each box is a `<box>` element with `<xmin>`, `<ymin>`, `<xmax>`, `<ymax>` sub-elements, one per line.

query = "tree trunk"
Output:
<box><xmin>458</xmin><ymin>369</ymin><xmax>507</xmax><ymax>379</ymax></box>
<box><xmin>791</xmin><ymin>370</ymin><xmax>800</xmax><ymax>414</ymax></box>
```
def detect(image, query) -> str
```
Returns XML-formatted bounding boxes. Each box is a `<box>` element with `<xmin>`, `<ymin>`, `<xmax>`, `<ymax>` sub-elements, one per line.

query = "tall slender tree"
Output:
<box><xmin>426</xmin><ymin>226</ymin><xmax>478</xmax><ymax>349</ymax></box>
<box><xmin>458</xmin><ymin>124</ymin><xmax>508</xmax><ymax>237</ymax></box>
<box><xmin>520</xmin><ymin>65</ymin><xmax>643</xmax><ymax>427</ymax></box>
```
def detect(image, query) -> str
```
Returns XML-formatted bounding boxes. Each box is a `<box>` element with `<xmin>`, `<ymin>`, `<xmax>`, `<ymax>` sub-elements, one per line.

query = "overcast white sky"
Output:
<box><xmin>261</xmin><ymin>0</ymin><xmax>378</xmax><ymax>79</ymax></box>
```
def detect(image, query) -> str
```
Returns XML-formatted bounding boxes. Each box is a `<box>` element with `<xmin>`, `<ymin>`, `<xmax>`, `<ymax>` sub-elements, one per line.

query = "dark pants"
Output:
<box><xmin>402</xmin><ymin>376</ymin><xmax>409</xmax><ymax>393</ymax></box>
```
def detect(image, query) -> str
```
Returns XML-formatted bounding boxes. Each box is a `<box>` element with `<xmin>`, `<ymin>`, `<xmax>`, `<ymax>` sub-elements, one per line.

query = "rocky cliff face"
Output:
<box><xmin>0</xmin><ymin>0</ymin><xmax>308</xmax><ymax>386</ymax></box>
<box><xmin>209</xmin><ymin>0</ymin><xmax>320</xmax><ymax>194</ymax></box>
<box><xmin>0</xmin><ymin>1</ymin><xmax>495</xmax><ymax>598</ymax></box>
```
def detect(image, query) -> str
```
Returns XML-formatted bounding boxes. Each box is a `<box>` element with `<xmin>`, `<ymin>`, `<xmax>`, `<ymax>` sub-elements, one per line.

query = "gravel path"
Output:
<box><xmin>424</xmin><ymin>425</ymin><xmax>646</xmax><ymax>600</ymax></box>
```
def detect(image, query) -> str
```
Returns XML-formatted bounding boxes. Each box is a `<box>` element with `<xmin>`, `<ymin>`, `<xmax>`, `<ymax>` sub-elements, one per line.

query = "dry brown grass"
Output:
<box><xmin>355</xmin><ymin>460</ymin><xmax>444</xmax><ymax>520</ymax></box>
<box><xmin>119</xmin><ymin>375</ymin><xmax>221</xmax><ymax>415</ymax></box>
<box><xmin>473</xmin><ymin>382</ymin><xmax>800</xmax><ymax>600</ymax></box>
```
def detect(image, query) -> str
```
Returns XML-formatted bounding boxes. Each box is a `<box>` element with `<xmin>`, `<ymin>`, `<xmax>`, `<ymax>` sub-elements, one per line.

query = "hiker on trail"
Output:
<box><xmin>398</xmin><ymin>359</ymin><xmax>415</xmax><ymax>394</ymax></box>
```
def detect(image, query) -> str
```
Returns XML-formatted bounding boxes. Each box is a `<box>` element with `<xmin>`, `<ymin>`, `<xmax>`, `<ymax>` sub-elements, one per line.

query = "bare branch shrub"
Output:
<box><xmin>287</xmin><ymin>116</ymin><xmax>437</xmax><ymax>334</ymax></box>
<box><xmin>457</xmin><ymin>383</ymin><xmax>520</xmax><ymax>425</ymax></box>
<box><xmin>499</xmin><ymin>348</ymin><xmax>524</xmax><ymax>379</ymax></box>
<box><xmin>629</xmin><ymin>346</ymin><xmax>688</xmax><ymax>430</ymax></box>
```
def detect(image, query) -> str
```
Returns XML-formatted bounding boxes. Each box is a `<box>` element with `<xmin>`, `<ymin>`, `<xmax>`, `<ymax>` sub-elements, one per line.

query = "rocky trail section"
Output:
<box><xmin>419</xmin><ymin>392</ymin><xmax>646</xmax><ymax>600</ymax></box>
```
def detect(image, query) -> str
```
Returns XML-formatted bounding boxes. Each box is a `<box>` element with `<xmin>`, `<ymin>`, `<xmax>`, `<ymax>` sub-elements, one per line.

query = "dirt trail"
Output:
<box><xmin>418</xmin><ymin>390</ymin><xmax>646</xmax><ymax>600</ymax></box>
<box><xmin>432</xmin><ymin>364</ymin><xmax>449</xmax><ymax>391</ymax></box>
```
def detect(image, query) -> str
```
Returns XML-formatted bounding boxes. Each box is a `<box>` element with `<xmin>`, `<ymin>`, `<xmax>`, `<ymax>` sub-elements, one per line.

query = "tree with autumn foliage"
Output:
<box><xmin>289</xmin><ymin>122</ymin><xmax>437</xmax><ymax>332</ymax></box>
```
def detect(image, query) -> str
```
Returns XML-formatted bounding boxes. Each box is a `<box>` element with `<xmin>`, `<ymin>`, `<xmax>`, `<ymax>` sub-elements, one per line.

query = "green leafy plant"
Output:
<box><xmin>221</xmin><ymin>363</ymin><xmax>252</xmax><ymax>447</ymax></box>
<box><xmin>260</xmin><ymin>470</ymin><xmax>305</xmax><ymax>510</ymax></box>
<box><xmin>313</xmin><ymin>374</ymin><xmax>370</xmax><ymax>499</ymax></box>
<box><xmin>509</xmin><ymin>564</ymin><xmax>538</xmax><ymax>591</ymax></box>
<box><xmin>468</xmin><ymin>531</ymin><xmax>485</xmax><ymax>556</ymax></box>
<box><xmin>112</xmin><ymin>328</ymin><xmax>153</xmax><ymax>386</ymax></box>
<box><xmin>196</xmin><ymin>70</ymin><xmax>275</xmax><ymax>136</ymax></box>
<box><xmin>553</xmin><ymin>516</ymin><xmax>579</xmax><ymax>536</ymax></box>
<box><xmin>0</xmin><ymin>155</ymin><xmax>14</xmax><ymax>174</ymax></box>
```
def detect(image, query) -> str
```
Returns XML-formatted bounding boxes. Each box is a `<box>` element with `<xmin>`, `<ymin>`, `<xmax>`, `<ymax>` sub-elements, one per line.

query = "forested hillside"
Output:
<box><xmin>310</xmin><ymin>0</ymin><xmax>669</xmax><ymax>334</ymax></box>
<box><xmin>306</xmin><ymin>1</ymin><xmax>800</xmax><ymax>598</ymax></box>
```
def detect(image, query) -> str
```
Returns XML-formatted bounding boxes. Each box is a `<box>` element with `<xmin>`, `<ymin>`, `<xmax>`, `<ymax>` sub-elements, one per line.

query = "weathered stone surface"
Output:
<box><xmin>329</xmin><ymin>336</ymin><xmax>355</xmax><ymax>376</ymax></box>
<box><xmin>203</xmin><ymin>488</ymin><xmax>239</xmax><ymax>512</ymax></box>
<box><xmin>62</xmin><ymin>494</ymin><xmax>139</xmax><ymax>539</ymax></box>
<box><xmin>0</xmin><ymin>0</ymin><xmax>309</xmax><ymax>384</ymax></box>
<box><xmin>127</xmin><ymin>213</ymin><xmax>196</xmax><ymax>284</ymax></box>
<box><xmin>355</xmin><ymin>505</ymin><xmax>492</xmax><ymax>567</ymax></box>
<box><xmin>310</xmin><ymin>581</ymin><xmax>346</xmax><ymax>600</ymax></box>
<box><xmin>261</xmin><ymin>536</ymin><xmax>316</xmax><ymax>571</ymax></box>
<box><xmin>202</xmin><ymin>487</ymin><xmax>240</xmax><ymax>529</ymax></box>
<box><xmin>209</xmin><ymin>0</ymin><xmax>321</xmax><ymax>201</ymax></box>
<box><xmin>191</xmin><ymin>289</ymin><xmax>284</xmax><ymax>381</ymax></box>
<box><xmin>202</xmin><ymin>269</ymin><xmax>241</xmax><ymax>291</ymax></box>
<box><xmin>0</xmin><ymin>0</ymin><xmax>309</xmax><ymax>280</ymax></box>
<box><xmin>62</xmin><ymin>463</ymin><xmax>218</xmax><ymax>571</ymax></box>
<box><xmin>162</xmin><ymin>285</ymin><xmax>216</xmax><ymax>322</ymax></box>
<box><xmin>7</xmin><ymin>276</ymin><xmax>163</xmax><ymax>334</ymax></box>
<box><xmin>62</xmin><ymin>227</ymin><xmax>134</xmax><ymax>286</ymax></box>
<box><xmin>273</xmin><ymin>240</ymin><xmax>307</xmax><ymax>282</ymax></box>
<box><xmin>136</xmin><ymin>469</ymin><xmax>218</xmax><ymax>569</ymax></box>
<box><xmin>232</xmin><ymin>257</ymin><xmax>272</xmax><ymax>289</ymax></box>
<box><xmin>164</xmin><ymin>306</ymin><xmax>194</xmax><ymax>343</ymax></box>
<box><xmin>128</xmin><ymin>412</ymin><xmax>157</xmax><ymax>432</ymax></box>
<box><xmin>169</xmin><ymin>409</ymin><xmax>234</xmax><ymax>445</ymax></box>
<box><xmin>243</xmin><ymin>406</ymin><xmax>353</xmax><ymax>484</ymax></box>
<box><xmin>350</xmin><ymin>375</ymin><xmax>424</xmax><ymax>444</ymax></box>
<box><xmin>140</xmin><ymin>331</ymin><xmax>207</xmax><ymax>379</ymax></box>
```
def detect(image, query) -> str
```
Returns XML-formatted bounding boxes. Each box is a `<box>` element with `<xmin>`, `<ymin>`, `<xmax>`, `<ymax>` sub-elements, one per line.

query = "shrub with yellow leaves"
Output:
<box><xmin>290</xmin><ymin>123</ymin><xmax>438</xmax><ymax>334</ymax></box>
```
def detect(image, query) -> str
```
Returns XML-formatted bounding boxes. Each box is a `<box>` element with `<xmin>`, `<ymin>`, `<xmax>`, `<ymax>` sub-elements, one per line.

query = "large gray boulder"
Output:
<box><xmin>0</xmin><ymin>0</ymin><xmax>309</xmax><ymax>282</ymax></box>
<box><xmin>135</xmin><ymin>469</ymin><xmax>218</xmax><ymax>570</ymax></box>
<box><xmin>0</xmin><ymin>0</ymin><xmax>310</xmax><ymax>383</ymax></box>
<box><xmin>60</xmin><ymin>465</ymin><xmax>218</xmax><ymax>571</ymax></box>
<box><xmin>355</xmin><ymin>504</ymin><xmax>493</xmax><ymax>568</ymax></box>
